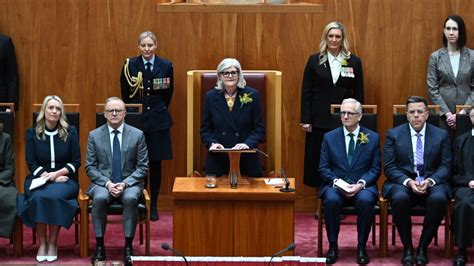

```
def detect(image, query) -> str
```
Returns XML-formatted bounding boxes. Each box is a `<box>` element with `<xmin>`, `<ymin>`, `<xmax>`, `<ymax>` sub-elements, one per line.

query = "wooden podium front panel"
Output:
<box><xmin>173</xmin><ymin>200</ymin><xmax>234</xmax><ymax>256</ymax></box>
<box><xmin>234</xmin><ymin>201</ymin><xmax>294</xmax><ymax>256</ymax></box>
<box><xmin>172</xmin><ymin>178</ymin><xmax>295</xmax><ymax>256</ymax></box>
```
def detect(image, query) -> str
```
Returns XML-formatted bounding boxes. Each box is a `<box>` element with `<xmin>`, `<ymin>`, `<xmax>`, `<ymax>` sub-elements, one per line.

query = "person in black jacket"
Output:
<box><xmin>300</xmin><ymin>21</ymin><xmax>364</xmax><ymax>188</ymax></box>
<box><xmin>0</xmin><ymin>33</ymin><xmax>19</xmax><ymax>110</ymax></box>
<box><xmin>120</xmin><ymin>31</ymin><xmax>173</xmax><ymax>221</ymax></box>
<box><xmin>450</xmin><ymin>107</ymin><xmax>474</xmax><ymax>266</ymax></box>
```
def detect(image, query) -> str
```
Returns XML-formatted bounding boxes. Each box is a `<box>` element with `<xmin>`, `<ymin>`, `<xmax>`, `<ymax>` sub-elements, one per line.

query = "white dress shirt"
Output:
<box><xmin>449</xmin><ymin>53</ymin><xmax>460</xmax><ymax>78</ymax></box>
<box><xmin>328</xmin><ymin>52</ymin><xmax>343</xmax><ymax>84</ymax></box>
<box><xmin>333</xmin><ymin>125</ymin><xmax>366</xmax><ymax>188</ymax></box>
<box><xmin>403</xmin><ymin>123</ymin><xmax>435</xmax><ymax>186</ymax></box>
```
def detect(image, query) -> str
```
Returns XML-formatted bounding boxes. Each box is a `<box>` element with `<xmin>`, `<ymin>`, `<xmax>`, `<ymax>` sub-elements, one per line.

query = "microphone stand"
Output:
<box><xmin>161</xmin><ymin>243</ymin><xmax>189</xmax><ymax>266</ymax></box>
<box><xmin>230</xmin><ymin>170</ymin><xmax>238</xmax><ymax>189</ymax></box>
<box><xmin>268</xmin><ymin>243</ymin><xmax>296</xmax><ymax>266</ymax></box>
<box><xmin>279</xmin><ymin>168</ymin><xmax>295</xmax><ymax>192</ymax></box>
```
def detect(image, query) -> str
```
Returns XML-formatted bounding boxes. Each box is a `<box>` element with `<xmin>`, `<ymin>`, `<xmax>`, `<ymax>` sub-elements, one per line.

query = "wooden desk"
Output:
<box><xmin>172</xmin><ymin>177</ymin><xmax>296</xmax><ymax>256</ymax></box>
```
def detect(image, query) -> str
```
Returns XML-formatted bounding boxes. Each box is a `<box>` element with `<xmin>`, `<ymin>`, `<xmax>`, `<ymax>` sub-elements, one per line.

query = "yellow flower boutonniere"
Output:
<box><xmin>341</xmin><ymin>58</ymin><xmax>349</xmax><ymax>66</ymax></box>
<box><xmin>358</xmin><ymin>132</ymin><xmax>370</xmax><ymax>145</ymax></box>
<box><xmin>239</xmin><ymin>92</ymin><xmax>253</xmax><ymax>107</ymax></box>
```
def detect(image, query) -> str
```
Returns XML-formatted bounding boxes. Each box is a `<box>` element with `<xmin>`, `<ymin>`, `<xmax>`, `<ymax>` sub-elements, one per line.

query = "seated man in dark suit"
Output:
<box><xmin>450</xmin><ymin>107</ymin><xmax>474</xmax><ymax>266</ymax></box>
<box><xmin>383</xmin><ymin>96</ymin><xmax>451</xmax><ymax>266</ymax></box>
<box><xmin>319</xmin><ymin>98</ymin><xmax>381</xmax><ymax>264</ymax></box>
<box><xmin>86</xmin><ymin>97</ymin><xmax>149</xmax><ymax>266</ymax></box>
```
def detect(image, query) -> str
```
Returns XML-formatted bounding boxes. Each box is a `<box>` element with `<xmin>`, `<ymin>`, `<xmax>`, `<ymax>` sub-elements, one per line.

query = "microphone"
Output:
<box><xmin>268</xmin><ymin>243</ymin><xmax>296</xmax><ymax>266</ymax></box>
<box><xmin>279</xmin><ymin>168</ymin><xmax>295</xmax><ymax>192</ymax></box>
<box><xmin>253</xmin><ymin>148</ymin><xmax>269</xmax><ymax>158</ymax></box>
<box><xmin>161</xmin><ymin>242</ymin><xmax>189</xmax><ymax>266</ymax></box>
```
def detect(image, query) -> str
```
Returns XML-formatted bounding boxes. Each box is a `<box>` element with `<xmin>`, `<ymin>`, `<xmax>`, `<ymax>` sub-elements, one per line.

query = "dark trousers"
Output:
<box><xmin>303</xmin><ymin>128</ymin><xmax>330</xmax><ymax>188</ymax></box>
<box><xmin>387</xmin><ymin>184</ymin><xmax>448</xmax><ymax>249</ymax></box>
<box><xmin>322</xmin><ymin>187</ymin><xmax>377</xmax><ymax>247</ymax></box>
<box><xmin>146</xmin><ymin>160</ymin><xmax>162</xmax><ymax>209</ymax></box>
<box><xmin>452</xmin><ymin>188</ymin><xmax>474</xmax><ymax>248</ymax></box>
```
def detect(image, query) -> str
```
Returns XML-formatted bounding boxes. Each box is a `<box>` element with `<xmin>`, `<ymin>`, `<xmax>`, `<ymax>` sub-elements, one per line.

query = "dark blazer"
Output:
<box><xmin>0</xmin><ymin>132</ymin><xmax>16</xmax><ymax>238</ymax></box>
<box><xmin>0</xmin><ymin>34</ymin><xmax>19</xmax><ymax>110</ymax></box>
<box><xmin>300</xmin><ymin>53</ymin><xmax>364</xmax><ymax>129</ymax></box>
<box><xmin>319</xmin><ymin>126</ymin><xmax>381</xmax><ymax>197</ymax></box>
<box><xmin>451</xmin><ymin>130</ymin><xmax>474</xmax><ymax>192</ymax></box>
<box><xmin>383</xmin><ymin>123</ymin><xmax>452</xmax><ymax>197</ymax></box>
<box><xmin>120</xmin><ymin>55</ymin><xmax>173</xmax><ymax>133</ymax></box>
<box><xmin>200</xmin><ymin>86</ymin><xmax>265</xmax><ymax>177</ymax></box>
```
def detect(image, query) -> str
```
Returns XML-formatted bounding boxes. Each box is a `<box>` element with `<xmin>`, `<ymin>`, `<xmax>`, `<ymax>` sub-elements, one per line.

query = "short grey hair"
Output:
<box><xmin>215</xmin><ymin>58</ymin><xmax>246</xmax><ymax>91</ymax></box>
<box><xmin>104</xmin><ymin>96</ymin><xmax>125</xmax><ymax>109</ymax></box>
<box><xmin>137</xmin><ymin>31</ymin><xmax>157</xmax><ymax>44</ymax></box>
<box><xmin>341</xmin><ymin>98</ymin><xmax>362</xmax><ymax>113</ymax></box>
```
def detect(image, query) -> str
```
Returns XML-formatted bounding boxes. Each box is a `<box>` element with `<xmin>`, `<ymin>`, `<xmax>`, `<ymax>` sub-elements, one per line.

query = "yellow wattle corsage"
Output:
<box><xmin>341</xmin><ymin>58</ymin><xmax>349</xmax><ymax>66</ymax></box>
<box><xmin>358</xmin><ymin>132</ymin><xmax>370</xmax><ymax>144</ymax></box>
<box><xmin>239</xmin><ymin>92</ymin><xmax>253</xmax><ymax>107</ymax></box>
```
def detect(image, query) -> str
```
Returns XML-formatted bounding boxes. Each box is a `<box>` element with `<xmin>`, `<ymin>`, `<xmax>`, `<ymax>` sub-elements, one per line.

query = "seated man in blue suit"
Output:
<box><xmin>319</xmin><ymin>98</ymin><xmax>381</xmax><ymax>264</ymax></box>
<box><xmin>383</xmin><ymin>96</ymin><xmax>451</xmax><ymax>266</ymax></box>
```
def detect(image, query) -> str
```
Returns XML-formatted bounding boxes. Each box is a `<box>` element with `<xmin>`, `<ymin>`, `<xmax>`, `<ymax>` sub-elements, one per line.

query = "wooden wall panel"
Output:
<box><xmin>1</xmin><ymin>0</ymin><xmax>474</xmax><ymax>211</ymax></box>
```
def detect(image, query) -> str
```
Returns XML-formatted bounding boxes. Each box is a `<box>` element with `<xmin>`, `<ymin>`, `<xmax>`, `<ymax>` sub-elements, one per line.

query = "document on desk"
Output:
<box><xmin>29</xmin><ymin>176</ymin><xmax>49</xmax><ymax>190</ymax></box>
<box><xmin>264</xmin><ymin>178</ymin><xmax>285</xmax><ymax>186</ymax></box>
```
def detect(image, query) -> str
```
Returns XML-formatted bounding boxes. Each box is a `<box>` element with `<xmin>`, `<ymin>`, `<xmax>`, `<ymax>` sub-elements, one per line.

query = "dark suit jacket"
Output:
<box><xmin>383</xmin><ymin>123</ymin><xmax>452</xmax><ymax>197</ymax></box>
<box><xmin>451</xmin><ymin>130</ymin><xmax>474</xmax><ymax>192</ymax></box>
<box><xmin>300</xmin><ymin>53</ymin><xmax>364</xmax><ymax>129</ymax></box>
<box><xmin>120</xmin><ymin>55</ymin><xmax>173</xmax><ymax>133</ymax></box>
<box><xmin>319</xmin><ymin>126</ymin><xmax>381</xmax><ymax>197</ymax></box>
<box><xmin>0</xmin><ymin>34</ymin><xmax>19</xmax><ymax>110</ymax></box>
<box><xmin>0</xmin><ymin>132</ymin><xmax>16</xmax><ymax>238</ymax></box>
<box><xmin>200</xmin><ymin>86</ymin><xmax>265</xmax><ymax>177</ymax></box>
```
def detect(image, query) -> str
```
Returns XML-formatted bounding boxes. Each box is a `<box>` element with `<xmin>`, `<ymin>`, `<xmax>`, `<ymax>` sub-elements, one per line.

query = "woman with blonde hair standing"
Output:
<box><xmin>300</xmin><ymin>21</ymin><xmax>364</xmax><ymax>189</ymax></box>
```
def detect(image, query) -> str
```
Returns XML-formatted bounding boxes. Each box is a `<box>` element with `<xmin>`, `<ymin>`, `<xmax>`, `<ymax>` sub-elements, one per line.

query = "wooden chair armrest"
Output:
<box><xmin>78</xmin><ymin>189</ymin><xmax>89</xmax><ymax>201</ymax></box>
<box><xmin>142</xmin><ymin>189</ymin><xmax>150</xmax><ymax>202</ymax></box>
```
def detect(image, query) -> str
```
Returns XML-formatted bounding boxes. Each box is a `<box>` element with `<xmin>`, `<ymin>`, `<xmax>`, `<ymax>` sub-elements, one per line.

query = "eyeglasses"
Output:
<box><xmin>407</xmin><ymin>110</ymin><xmax>426</xmax><ymax>115</ymax></box>
<box><xmin>105</xmin><ymin>109</ymin><xmax>124</xmax><ymax>114</ymax></box>
<box><xmin>220</xmin><ymin>71</ymin><xmax>239</xmax><ymax>78</ymax></box>
<box><xmin>340</xmin><ymin>111</ymin><xmax>360</xmax><ymax>118</ymax></box>
<box><xmin>444</xmin><ymin>26</ymin><xmax>458</xmax><ymax>31</ymax></box>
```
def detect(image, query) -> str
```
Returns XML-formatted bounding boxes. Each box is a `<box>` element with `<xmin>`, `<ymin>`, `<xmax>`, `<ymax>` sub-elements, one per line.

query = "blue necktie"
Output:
<box><xmin>112</xmin><ymin>130</ymin><xmax>122</xmax><ymax>183</ymax></box>
<box><xmin>348</xmin><ymin>133</ymin><xmax>355</xmax><ymax>164</ymax></box>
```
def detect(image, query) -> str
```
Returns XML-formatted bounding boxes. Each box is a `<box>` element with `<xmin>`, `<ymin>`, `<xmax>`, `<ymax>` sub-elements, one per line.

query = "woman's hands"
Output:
<box><xmin>40</xmin><ymin>171</ymin><xmax>69</xmax><ymax>183</ymax></box>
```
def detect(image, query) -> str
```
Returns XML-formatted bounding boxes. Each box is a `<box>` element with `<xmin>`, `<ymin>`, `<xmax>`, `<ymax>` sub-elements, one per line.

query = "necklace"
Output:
<box><xmin>225</xmin><ymin>89</ymin><xmax>237</xmax><ymax>109</ymax></box>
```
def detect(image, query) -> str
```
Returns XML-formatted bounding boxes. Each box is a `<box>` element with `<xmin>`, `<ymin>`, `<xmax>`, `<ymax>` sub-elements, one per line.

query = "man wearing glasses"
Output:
<box><xmin>319</xmin><ymin>98</ymin><xmax>381</xmax><ymax>264</ymax></box>
<box><xmin>86</xmin><ymin>97</ymin><xmax>149</xmax><ymax>266</ymax></box>
<box><xmin>450</xmin><ymin>107</ymin><xmax>474</xmax><ymax>266</ymax></box>
<box><xmin>383</xmin><ymin>96</ymin><xmax>451</xmax><ymax>266</ymax></box>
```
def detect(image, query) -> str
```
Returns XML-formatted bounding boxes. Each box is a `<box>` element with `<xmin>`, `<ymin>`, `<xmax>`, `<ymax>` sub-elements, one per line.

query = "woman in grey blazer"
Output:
<box><xmin>427</xmin><ymin>15</ymin><xmax>474</xmax><ymax>139</ymax></box>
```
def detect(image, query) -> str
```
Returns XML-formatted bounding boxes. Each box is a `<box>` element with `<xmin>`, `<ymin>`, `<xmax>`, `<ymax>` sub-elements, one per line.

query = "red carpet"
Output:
<box><xmin>0</xmin><ymin>212</ymin><xmax>471</xmax><ymax>265</ymax></box>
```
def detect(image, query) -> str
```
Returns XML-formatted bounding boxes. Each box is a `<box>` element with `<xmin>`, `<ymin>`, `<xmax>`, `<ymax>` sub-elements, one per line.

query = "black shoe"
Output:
<box><xmin>325</xmin><ymin>246</ymin><xmax>338</xmax><ymax>264</ymax></box>
<box><xmin>150</xmin><ymin>207</ymin><xmax>159</xmax><ymax>221</ymax></box>
<box><xmin>91</xmin><ymin>245</ymin><xmax>106</xmax><ymax>263</ymax></box>
<box><xmin>453</xmin><ymin>255</ymin><xmax>466</xmax><ymax>266</ymax></box>
<box><xmin>401</xmin><ymin>247</ymin><xmax>414</xmax><ymax>266</ymax></box>
<box><xmin>124</xmin><ymin>246</ymin><xmax>134</xmax><ymax>266</ymax></box>
<box><xmin>416</xmin><ymin>247</ymin><xmax>429</xmax><ymax>265</ymax></box>
<box><xmin>357</xmin><ymin>246</ymin><xmax>370</xmax><ymax>264</ymax></box>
